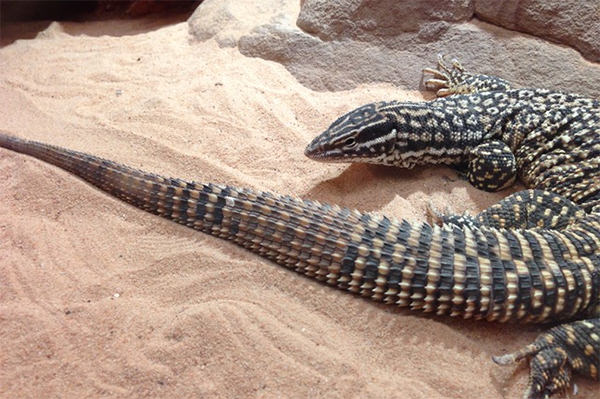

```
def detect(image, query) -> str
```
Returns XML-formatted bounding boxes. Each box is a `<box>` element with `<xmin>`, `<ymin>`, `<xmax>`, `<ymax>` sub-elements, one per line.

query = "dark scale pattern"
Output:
<box><xmin>521</xmin><ymin>231</ymin><xmax>546</xmax><ymax>317</ymax></box>
<box><xmin>439</xmin><ymin>190</ymin><xmax>586</xmax><ymax>231</ymax></box>
<box><xmin>305</xmin><ymin>56</ymin><xmax>600</xmax><ymax>212</ymax></box>
<box><xmin>410</xmin><ymin>222</ymin><xmax>433</xmax><ymax>309</ymax></box>
<box><xmin>304</xmin><ymin>55</ymin><xmax>600</xmax><ymax>397</ymax></box>
<box><xmin>3</xmin><ymin>133</ymin><xmax>596</xmax><ymax>320</ymax></box>
<box><xmin>466</xmin><ymin>140</ymin><xmax>517</xmax><ymax>191</ymax></box>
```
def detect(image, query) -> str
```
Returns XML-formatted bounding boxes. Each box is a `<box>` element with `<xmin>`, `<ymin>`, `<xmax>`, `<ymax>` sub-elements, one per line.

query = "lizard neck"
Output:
<box><xmin>383</xmin><ymin>102</ymin><xmax>483</xmax><ymax>168</ymax></box>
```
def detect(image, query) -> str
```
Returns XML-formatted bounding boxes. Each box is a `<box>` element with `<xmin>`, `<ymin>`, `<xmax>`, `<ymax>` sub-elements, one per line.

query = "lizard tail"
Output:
<box><xmin>0</xmin><ymin>132</ymin><xmax>595</xmax><ymax>323</ymax></box>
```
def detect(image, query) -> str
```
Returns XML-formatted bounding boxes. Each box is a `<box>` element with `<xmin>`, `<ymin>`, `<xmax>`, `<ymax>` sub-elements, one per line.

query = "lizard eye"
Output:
<box><xmin>343</xmin><ymin>138</ymin><xmax>357</xmax><ymax>148</ymax></box>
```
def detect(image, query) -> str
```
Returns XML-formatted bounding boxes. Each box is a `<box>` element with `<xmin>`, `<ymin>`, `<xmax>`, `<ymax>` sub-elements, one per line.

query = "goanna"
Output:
<box><xmin>306</xmin><ymin>56</ymin><xmax>600</xmax><ymax>212</ymax></box>
<box><xmin>1</xmin><ymin>57</ymin><xmax>599</xmax><ymax>399</ymax></box>
<box><xmin>304</xmin><ymin>56</ymin><xmax>600</xmax><ymax>397</ymax></box>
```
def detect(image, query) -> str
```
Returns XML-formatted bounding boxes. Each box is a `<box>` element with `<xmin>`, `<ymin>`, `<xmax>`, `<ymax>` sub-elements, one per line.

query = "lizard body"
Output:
<box><xmin>306</xmin><ymin>57</ymin><xmax>600</xmax><ymax>212</ymax></box>
<box><xmin>304</xmin><ymin>56</ymin><xmax>600</xmax><ymax>398</ymax></box>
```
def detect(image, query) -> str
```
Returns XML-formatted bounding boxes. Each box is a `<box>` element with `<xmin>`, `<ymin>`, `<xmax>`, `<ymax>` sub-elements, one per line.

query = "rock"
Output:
<box><xmin>188</xmin><ymin>0</ymin><xmax>297</xmax><ymax>47</ymax></box>
<box><xmin>294</xmin><ymin>0</ymin><xmax>600</xmax><ymax>63</ymax></box>
<box><xmin>297</xmin><ymin>0</ymin><xmax>474</xmax><ymax>41</ymax></box>
<box><xmin>233</xmin><ymin>0</ymin><xmax>600</xmax><ymax>97</ymax></box>
<box><xmin>474</xmin><ymin>0</ymin><xmax>600</xmax><ymax>63</ymax></box>
<box><xmin>239</xmin><ymin>23</ymin><xmax>425</xmax><ymax>91</ymax></box>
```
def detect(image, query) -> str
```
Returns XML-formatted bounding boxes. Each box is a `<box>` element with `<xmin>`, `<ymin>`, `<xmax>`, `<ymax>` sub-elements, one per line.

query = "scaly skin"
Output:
<box><xmin>0</xmin><ymin>129</ymin><xmax>598</xmax><ymax>399</ymax></box>
<box><xmin>305</xmin><ymin>56</ymin><xmax>600</xmax><ymax>212</ymax></box>
<box><xmin>305</xmin><ymin>56</ymin><xmax>600</xmax><ymax>398</ymax></box>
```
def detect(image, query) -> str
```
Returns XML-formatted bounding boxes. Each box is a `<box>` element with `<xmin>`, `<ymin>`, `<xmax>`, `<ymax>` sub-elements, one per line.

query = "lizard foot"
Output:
<box><xmin>423</xmin><ymin>54</ymin><xmax>512</xmax><ymax>96</ymax></box>
<box><xmin>425</xmin><ymin>202</ymin><xmax>482</xmax><ymax>229</ymax></box>
<box><xmin>422</xmin><ymin>54</ymin><xmax>465</xmax><ymax>97</ymax></box>
<box><xmin>425</xmin><ymin>201</ymin><xmax>447</xmax><ymax>226</ymax></box>
<box><xmin>493</xmin><ymin>319</ymin><xmax>599</xmax><ymax>399</ymax></box>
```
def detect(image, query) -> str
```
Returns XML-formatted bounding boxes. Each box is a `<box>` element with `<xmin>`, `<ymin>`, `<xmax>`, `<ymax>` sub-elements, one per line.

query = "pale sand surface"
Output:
<box><xmin>0</xmin><ymin>19</ymin><xmax>596</xmax><ymax>398</ymax></box>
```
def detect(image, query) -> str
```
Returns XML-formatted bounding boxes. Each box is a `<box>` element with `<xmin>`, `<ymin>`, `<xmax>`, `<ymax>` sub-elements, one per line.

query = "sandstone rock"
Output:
<box><xmin>294</xmin><ymin>0</ymin><xmax>600</xmax><ymax>63</ymax></box>
<box><xmin>239</xmin><ymin>22</ymin><xmax>425</xmax><ymax>91</ymax></box>
<box><xmin>188</xmin><ymin>0</ymin><xmax>297</xmax><ymax>47</ymax></box>
<box><xmin>239</xmin><ymin>17</ymin><xmax>600</xmax><ymax>98</ymax></box>
<box><xmin>233</xmin><ymin>0</ymin><xmax>600</xmax><ymax>97</ymax></box>
<box><xmin>474</xmin><ymin>0</ymin><xmax>600</xmax><ymax>62</ymax></box>
<box><xmin>297</xmin><ymin>0</ymin><xmax>473</xmax><ymax>40</ymax></box>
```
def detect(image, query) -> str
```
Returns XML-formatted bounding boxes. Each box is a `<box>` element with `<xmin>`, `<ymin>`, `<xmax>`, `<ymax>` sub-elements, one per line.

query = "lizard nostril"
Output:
<box><xmin>304</xmin><ymin>137</ymin><xmax>325</xmax><ymax>158</ymax></box>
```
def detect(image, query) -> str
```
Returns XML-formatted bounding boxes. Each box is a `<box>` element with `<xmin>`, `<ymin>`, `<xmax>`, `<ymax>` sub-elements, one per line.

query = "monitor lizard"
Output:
<box><xmin>304</xmin><ymin>56</ymin><xmax>600</xmax><ymax>398</ymax></box>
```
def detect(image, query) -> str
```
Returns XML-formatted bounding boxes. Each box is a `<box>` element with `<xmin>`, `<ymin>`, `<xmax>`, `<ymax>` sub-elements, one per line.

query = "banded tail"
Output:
<box><xmin>0</xmin><ymin>132</ymin><xmax>597</xmax><ymax>323</ymax></box>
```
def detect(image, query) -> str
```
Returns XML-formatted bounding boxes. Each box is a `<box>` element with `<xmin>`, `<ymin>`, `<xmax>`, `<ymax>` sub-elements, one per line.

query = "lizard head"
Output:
<box><xmin>306</xmin><ymin>100</ymin><xmax>476</xmax><ymax>168</ymax></box>
<box><xmin>305</xmin><ymin>101</ymin><xmax>399</xmax><ymax>165</ymax></box>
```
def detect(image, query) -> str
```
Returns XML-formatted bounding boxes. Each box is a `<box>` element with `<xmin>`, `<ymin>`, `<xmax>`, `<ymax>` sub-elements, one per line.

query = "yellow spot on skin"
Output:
<box><xmin>292</xmin><ymin>228</ymin><xmax>305</xmax><ymax>242</ymax></box>
<box><xmin>264</xmin><ymin>196</ymin><xmax>275</xmax><ymax>206</ymax></box>
<box><xmin>556</xmin><ymin>287</ymin><xmax>566</xmax><ymax>313</ymax></box>
<box><xmin>584</xmin><ymin>344</ymin><xmax>595</xmax><ymax>356</ymax></box>
<box><xmin>372</xmin><ymin>237</ymin><xmax>384</xmax><ymax>249</ymax></box>
<box><xmin>298</xmin><ymin>217</ymin><xmax>311</xmax><ymax>228</ymax></box>
<box><xmin>354</xmin><ymin>257</ymin><xmax>365</xmax><ymax>270</ymax></box>
<box><xmin>242</xmin><ymin>200</ymin><xmax>253</xmax><ymax>211</ymax></box>
<box><xmin>350</xmin><ymin>232</ymin><xmax>362</xmax><ymax>243</ymax></box>
<box><xmin>207</xmin><ymin>193</ymin><xmax>219</xmax><ymax>203</ymax></box>
<box><xmin>279</xmin><ymin>211</ymin><xmax>291</xmax><ymax>221</ymax></box>
<box><xmin>274</xmin><ymin>220</ymin><xmax>287</xmax><ymax>231</ymax></box>
<box><xmin>566</xmin><ymin>328</ymin><xmax>576</xmax><ymax>345</ymax></box>
<box><xmin>391</xmin><ymin>248</ymin><xmax>406</xmax><ymax>264</ymax></box>
<box><xmin>358</xmin><ymin>245</ymin><xmax>369</xmax><ymax>257</ymax></box>
<box><xmin>314</xmin><ymin>232</ymin><xmax>326</xmax><ymax>245</ymax></box>
<box><xmin>260</xmin><ymin>204</ymin><xmax>272</xmax><ymax>215</ymax></box>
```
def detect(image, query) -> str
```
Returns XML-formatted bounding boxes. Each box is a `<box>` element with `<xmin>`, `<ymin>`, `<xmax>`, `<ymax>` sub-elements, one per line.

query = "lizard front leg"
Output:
<box><xmin>467</xmin><ymin>140</ymin><xmax>518</xmax><ymax>191</ymax></box>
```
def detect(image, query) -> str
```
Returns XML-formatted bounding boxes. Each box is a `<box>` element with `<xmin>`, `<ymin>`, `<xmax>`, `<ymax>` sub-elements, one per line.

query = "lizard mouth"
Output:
<box><xmin>304</xmin><ymin>144</ymin><xmax>348</xmax><ymax>162</ymax></box>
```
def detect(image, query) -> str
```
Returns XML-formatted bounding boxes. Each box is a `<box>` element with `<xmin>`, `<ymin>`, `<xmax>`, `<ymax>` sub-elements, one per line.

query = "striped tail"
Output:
<box><xmin>1</xmin><ymin>132</ymin><xmax>597</xmax><ymax>323</ymax></box>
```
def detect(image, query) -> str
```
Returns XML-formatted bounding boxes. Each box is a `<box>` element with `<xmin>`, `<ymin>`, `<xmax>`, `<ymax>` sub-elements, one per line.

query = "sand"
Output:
<box><xmin>0</xmin><ymin>16</ymin><xmax>596</xmax><ymax>399</ymax></box>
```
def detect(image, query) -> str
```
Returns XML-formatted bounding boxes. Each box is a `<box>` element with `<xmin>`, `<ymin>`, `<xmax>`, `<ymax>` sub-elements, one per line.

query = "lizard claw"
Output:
<box><xmin>426</xmin><ymin>201</ymin><xmax>449</xmax><ymax>226</ymax></box>
<box><xmin>422</xmin><ymin>54</ymin><xmax>467</xmax><ymax>97</ymax></box>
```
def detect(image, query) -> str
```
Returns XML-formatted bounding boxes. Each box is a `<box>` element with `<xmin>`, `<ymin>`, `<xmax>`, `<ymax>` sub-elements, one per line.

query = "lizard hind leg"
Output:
<box><xmin>493</xmin><ymin>319</ymin><xmax>600</xmax><ymax>399</ymax></box>
<box><xmin>423</xmin><ymin>54</ymin><xmax>512</xmax><ymax>97</ymax></box>
<box><xmin>431</xmin><ymin>189</ymin><xmax>586</xmax><ymax>230</ymax></box>
<box><xmin>525</xmin><ymin>348</ymin><xmax>571</xmax><ymax>399</ymax></box>
<box><xmin>543</xmin><ymin>367</ymin><xmax>574</xmax><ymax>399</ymax></box>
<box><xmin>494</xmin><ymin>343</ymin><xmax>572</xmax><ymax>399</ymax></box>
